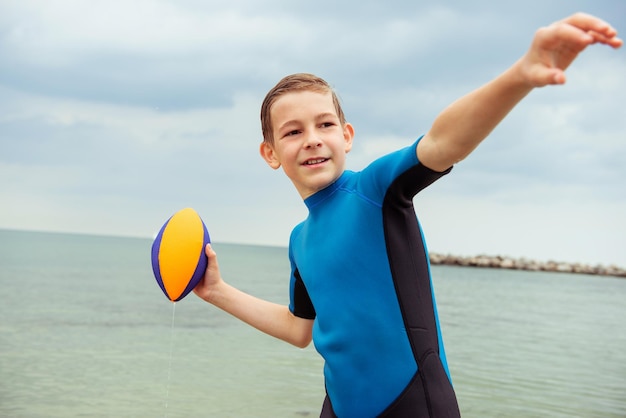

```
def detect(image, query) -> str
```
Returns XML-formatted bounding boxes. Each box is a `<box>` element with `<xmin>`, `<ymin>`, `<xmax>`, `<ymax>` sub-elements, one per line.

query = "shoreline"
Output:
<box><xmin>429</xmin><ymin>253</ymin><xmax>626</xmax><ymax>278</ymax></box>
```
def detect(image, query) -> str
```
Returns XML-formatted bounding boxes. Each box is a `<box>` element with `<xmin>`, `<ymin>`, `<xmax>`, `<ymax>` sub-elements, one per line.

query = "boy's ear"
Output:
<box><xmin>343</xmin><ymin>122</ymin><xmax>355</xmax><ymax>153</ymax></box>
<box><xmin>259</xmin><ymin>141</ymin><xmax>281</xmax><ymax>169</ymax></box>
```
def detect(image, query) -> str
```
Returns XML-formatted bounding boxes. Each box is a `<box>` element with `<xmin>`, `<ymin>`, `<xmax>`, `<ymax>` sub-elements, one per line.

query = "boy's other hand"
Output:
<box><xmin>193</xmin><ymin>244</ymin><xmax>223</xmax><ymax>303</ymax></box>
<box><xmin>520</xmin><ymin>12</ymin><xmax>622</xmax><ymax>87</ymax></box>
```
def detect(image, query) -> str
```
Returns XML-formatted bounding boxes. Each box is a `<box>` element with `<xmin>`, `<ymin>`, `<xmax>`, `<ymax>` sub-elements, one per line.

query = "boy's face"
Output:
<box><xmin>260</xmin><ymin>90</ymin><xmax>354</xmax><ymax>199</ymax></box>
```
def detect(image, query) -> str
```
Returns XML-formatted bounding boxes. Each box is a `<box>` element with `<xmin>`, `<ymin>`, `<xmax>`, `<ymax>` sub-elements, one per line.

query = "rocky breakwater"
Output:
<box><xmin>429</xmin><ymin>253</ymin><xmax>626</xmax><ymax>278</ymax></box>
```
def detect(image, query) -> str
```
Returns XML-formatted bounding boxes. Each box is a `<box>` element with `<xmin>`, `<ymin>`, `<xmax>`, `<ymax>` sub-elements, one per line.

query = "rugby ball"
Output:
<box><xmin>151</xmin><ymin>208</ymin><xmax>210</xmax><ymax>302</ymax></box>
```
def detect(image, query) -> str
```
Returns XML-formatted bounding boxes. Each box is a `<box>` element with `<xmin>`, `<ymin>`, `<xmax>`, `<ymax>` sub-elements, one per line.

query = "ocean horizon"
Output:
<box><xmin>4</xmin><ymin>227</ymin><xmax>624</xmax><ymax>274</ymax></box>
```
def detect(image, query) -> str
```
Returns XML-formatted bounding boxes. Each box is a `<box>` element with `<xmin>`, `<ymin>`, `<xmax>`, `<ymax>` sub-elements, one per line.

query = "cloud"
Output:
<box><xmin>0</xmin><ymin>0</ymin><xmax>624</xmax><ymax>265</ymax></box>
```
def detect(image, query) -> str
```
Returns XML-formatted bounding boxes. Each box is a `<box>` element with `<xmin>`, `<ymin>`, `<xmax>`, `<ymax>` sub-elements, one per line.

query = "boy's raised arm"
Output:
<box><xmin>193</xmin><ymin>244</ymin><xmax>314</xmax><ymax>348</ymax></box>
<box><xmin>417</xmin><ymin>13</ymin><xmax>622</xmax><ymax>172</ymax></box>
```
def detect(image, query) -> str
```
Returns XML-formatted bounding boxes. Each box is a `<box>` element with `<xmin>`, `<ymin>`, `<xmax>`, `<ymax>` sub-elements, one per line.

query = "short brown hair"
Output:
<box><xmin>260</xmin><ymin>73</ymin><xmax>346</xmax><ymax>144</ymax></box>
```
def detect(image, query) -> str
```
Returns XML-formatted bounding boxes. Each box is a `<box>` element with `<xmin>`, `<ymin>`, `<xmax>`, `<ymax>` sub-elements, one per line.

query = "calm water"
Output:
<box><xmin>0</xmin><ymin>229</ymin><xmax>624</xmax><ymax>417</ymax></box>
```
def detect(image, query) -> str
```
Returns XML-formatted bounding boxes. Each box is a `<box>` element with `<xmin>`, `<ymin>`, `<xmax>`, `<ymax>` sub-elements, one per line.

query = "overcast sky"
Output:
<box><xmin>1</xmin><ymin>0</ymin><xmax>624</xmax><ymax>266</ymax></box>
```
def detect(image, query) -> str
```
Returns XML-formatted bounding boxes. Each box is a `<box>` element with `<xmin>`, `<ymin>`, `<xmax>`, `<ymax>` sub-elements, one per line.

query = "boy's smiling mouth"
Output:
<box><xmin>303</xmin><ymin>158</ymin><xmax>329</xmax><ymax>166</ymax></box>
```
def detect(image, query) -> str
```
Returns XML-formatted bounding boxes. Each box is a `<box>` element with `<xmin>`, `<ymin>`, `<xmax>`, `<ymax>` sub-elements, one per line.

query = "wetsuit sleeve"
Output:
<box><xmin>290</xmin><ymin>269</ymin><xmax>316</xmax><ymax>319</ymax></box>
<box><xmin>288</xmin><ymin>231</ymin><xmax>316</xmax><ymax>320</ymax></box>
<box><xmin>360</xmin><ymin>137</ymin><xmax>452</xmax><ymax>201</ymax></box>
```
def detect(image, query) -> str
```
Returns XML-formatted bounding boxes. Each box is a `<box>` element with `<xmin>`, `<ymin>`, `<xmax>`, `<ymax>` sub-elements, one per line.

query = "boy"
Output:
<box><xmin>194</xmin><ymin>13</ymin><xmax>621</xmax><ymax>418</ymax></box>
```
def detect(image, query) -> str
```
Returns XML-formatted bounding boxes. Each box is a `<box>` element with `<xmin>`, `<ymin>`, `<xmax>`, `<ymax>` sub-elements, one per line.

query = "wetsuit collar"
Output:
<box><xmin>304</xmin><ymin>171</ymin><xmax>352</xmax><ymax>210</ymax></box>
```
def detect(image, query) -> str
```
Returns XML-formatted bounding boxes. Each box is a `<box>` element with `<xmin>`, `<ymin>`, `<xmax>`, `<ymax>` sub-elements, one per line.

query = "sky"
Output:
<box><xmin>1</xmin><ymin>0</ymin><xmax>625</xmax><ymax>267</ymax></box>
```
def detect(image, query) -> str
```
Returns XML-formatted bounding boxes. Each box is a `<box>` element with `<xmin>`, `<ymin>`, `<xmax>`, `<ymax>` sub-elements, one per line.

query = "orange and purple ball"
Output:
<box><xmin>151</xmin><ymin>208</ymin><xmax>210</xmax><ymax>302</ymax></box>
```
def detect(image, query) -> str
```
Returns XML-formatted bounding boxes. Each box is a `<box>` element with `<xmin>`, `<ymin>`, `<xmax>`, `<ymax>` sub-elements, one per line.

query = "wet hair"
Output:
<box><xmin>260</xmin><ymin>73</ymin><xmax>346</xmax><ymax>145</ymax></box>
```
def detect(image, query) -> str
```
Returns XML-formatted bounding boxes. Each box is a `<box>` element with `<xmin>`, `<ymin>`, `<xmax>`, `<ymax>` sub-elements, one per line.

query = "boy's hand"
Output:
<box><xmin>521</xmin><ymin>13</ymin><xmax>622</xmax><ymax>87</ymax></box>
<box><xmin>193</xmin><ymin>244</ymin><xmax>223</xmax><ymax>303</ymax></box>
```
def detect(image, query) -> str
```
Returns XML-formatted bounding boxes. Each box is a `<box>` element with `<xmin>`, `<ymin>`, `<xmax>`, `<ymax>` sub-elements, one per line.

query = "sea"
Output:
<box><xmin>0</xmin><ymin>229</ymin><xmax>624</xmax><ymax>418</ymax></box>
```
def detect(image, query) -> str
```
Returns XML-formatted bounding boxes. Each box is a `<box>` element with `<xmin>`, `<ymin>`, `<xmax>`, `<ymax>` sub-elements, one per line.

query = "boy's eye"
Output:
<box><xmin>321</xmin><ymin>122</ymin><xmax>335</xmax><ymax>128</ymax></box>
<box><xmin>280</xmin><ymin>129</ymin><xmax>301</xmax><ymax>139</ymax></box>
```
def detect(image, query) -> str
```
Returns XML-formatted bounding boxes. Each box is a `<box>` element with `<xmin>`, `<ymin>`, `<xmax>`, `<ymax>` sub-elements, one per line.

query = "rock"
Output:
<box><xmin>428</xmin><ymin>253</ymin><xmax>626</xmax><ymax>278</ymax></box>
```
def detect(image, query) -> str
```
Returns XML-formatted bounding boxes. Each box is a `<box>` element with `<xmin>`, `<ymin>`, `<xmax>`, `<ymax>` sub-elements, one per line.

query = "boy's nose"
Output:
<box><xmin>304</xmin><ymin>134</ymin><xmax>322</xmax><ymax>149</ymax></box>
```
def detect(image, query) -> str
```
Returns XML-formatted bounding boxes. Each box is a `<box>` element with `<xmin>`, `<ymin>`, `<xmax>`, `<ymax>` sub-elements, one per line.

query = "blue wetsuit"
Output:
<box><xmin>288</xmin><ymin>139</ymin><xmax>460</xmax><ymax>418</ymax></box>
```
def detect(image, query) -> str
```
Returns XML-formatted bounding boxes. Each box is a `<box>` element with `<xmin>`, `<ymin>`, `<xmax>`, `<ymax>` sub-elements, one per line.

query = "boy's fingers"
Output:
<box><xmin>562</xmin><ymin>13</ymin><xmax>614</xmax><ymax>35</ymax></box>
<box><xmin>560</xmin><ymin>13</ymin><xmax>622</xmax><ymax>47</ymax></box>
<box><xmin>205</xmin><ymin>243</ymin><xmax>219</xmax><ymax>267</ymax></box>
<box><xmin>540</xmin><ymin>20</ymin><xmax>594</xmax><ymax>49</ymax></box>
<box><xmin>588</xmin><ymin>30</ymin><xmax>623</xmax><ymax>48</ymax></box>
